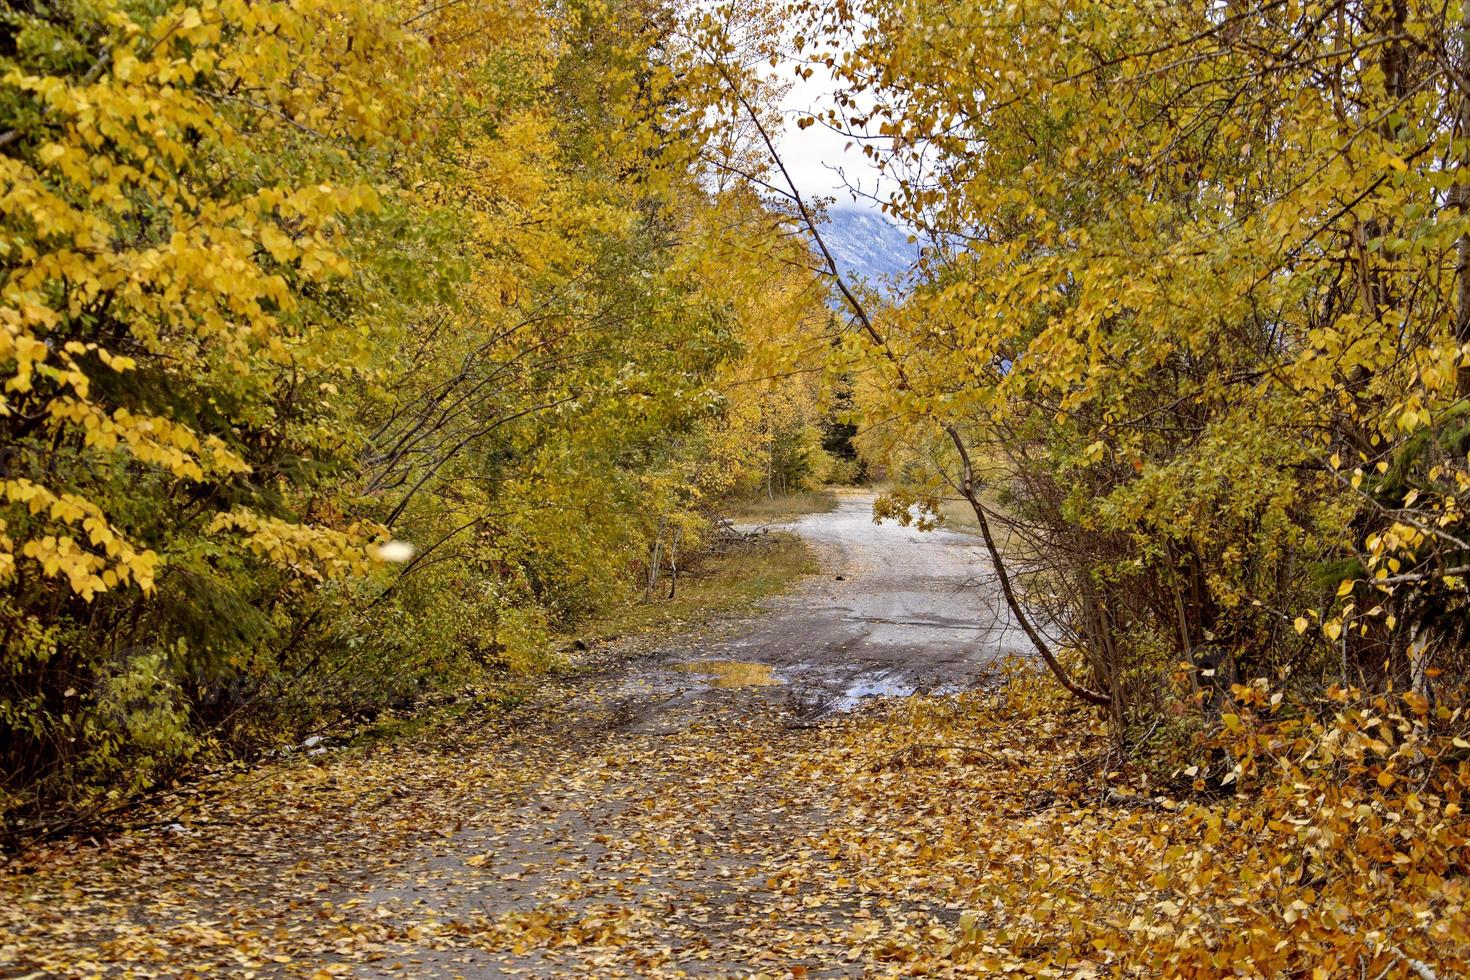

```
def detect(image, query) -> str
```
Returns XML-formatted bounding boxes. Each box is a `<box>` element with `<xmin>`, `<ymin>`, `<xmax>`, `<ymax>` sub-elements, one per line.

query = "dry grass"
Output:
<box><xmin>582</xmin><ymin>532</ymin><xmax>820</xmax><ymax>640</ymax></box>
<box><xmin>722</xmin><ymin>489</ymin><xmax>839</xmax><ymax>524</ymax></box>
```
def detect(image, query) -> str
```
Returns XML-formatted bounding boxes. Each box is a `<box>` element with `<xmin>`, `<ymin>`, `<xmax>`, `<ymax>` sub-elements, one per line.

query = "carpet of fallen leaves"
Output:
<box><xmin>3</xmin><ymin>659</ymin><xmax>1469</xmax><ymax>977</ymax></box>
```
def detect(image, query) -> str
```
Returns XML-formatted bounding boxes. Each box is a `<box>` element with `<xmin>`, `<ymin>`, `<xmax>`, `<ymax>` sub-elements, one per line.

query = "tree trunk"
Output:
<box><xmin>1451</xmin><ymin>3</ymin><xmax>1470</xmax><ymax>395</ymax></box>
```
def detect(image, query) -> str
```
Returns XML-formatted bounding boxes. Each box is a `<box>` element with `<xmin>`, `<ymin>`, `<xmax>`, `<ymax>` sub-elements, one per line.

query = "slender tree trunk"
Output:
<box><xmin>647</xmin><ymin>517</ymin><xmax>665</xmax><ymax>599</ymax></box>
<box><xmin>667</xmin><ymin>528</ymin><xmax>682</xmax><ymax>600</ymax></box>
<box><xmin>1451</xmin><ymin>3</ymin><xmax>1470</xmax><ymax>396</ymax></box>
<box><xmin>1408</xmin><ymin>623</ymin><xmax>1431</xmax><ymax>697</ymax></box>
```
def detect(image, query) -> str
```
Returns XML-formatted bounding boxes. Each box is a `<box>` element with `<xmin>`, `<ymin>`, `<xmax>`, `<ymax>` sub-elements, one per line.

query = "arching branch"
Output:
<box><xmin>704</xmin><ymin>45</ymin><xmax>1111</xmax><ymax>707</ymax></box>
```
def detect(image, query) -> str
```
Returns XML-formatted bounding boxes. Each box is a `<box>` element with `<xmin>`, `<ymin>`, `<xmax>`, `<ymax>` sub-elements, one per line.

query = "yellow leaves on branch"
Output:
<box><xmin>206</xmin><ymin>509</ymin><xmax>388</xmax><ymax>583</ymax></box>
<box><xmin>0</xmin><ymin>0</ymin><xmax>408</xmax><ymax>602</ymax></box>
<box><xmin>50</xmin><ymin>399</ymin><xmax>251</xmax><ymax>480</ymax></box>
<box><xmin>1</xmin><ymin>480</ymin><xmax>159</xmax><ymax>599</ymax></box>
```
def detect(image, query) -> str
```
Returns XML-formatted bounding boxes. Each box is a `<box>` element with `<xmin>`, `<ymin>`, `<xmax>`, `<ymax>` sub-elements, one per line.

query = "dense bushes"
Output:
<box><xmin>0</xmin><ymin>0</ymin><xmax>826</xmax><ymax>831</ymax></box>
<box><xmin>807</xmin><ymin>0</ymin><xmax>1470</xmax><ymax>734</ymax></box>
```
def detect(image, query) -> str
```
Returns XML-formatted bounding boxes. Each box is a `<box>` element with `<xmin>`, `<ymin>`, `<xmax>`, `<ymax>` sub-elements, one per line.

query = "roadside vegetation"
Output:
<box><xmin>571</xmin><ymin>530</ymin><xmax>818</xmax><ymax>643</ymax></box>
<box><xmin>805</xmin><ymin>0</ymin><xmax>1470</xmax><ymax>732</ymax></box>
<box><xmin>7</xmin><ymin>0</ymin><xmax>1470</xmax><ymax>974</ymax></box>
<box><xmin>0</xmin><ymin>0</ymin><xmax>844</xmax><ymax>836</ymax></box>
<box><xmin>722</xmin><ymin>489</ymin><xmax>839</xmax><ymax>524</ymax></box>
<box><xmin>773</xmin><ymin>0</ymin><xmax>1470</xmax><ymax>970</ymax></box>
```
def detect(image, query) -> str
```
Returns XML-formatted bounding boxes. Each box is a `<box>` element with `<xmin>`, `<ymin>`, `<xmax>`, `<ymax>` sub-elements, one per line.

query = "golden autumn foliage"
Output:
<box><xmin>794</xmin><ymin>0</ymin><xmax>1470</xmax><ymax>721</ymax></box>
<box><xmin>11</xmin><ymin>0</ymin><xmax>1470</xmax><ymax>972</ymax></box>
<box><xmin>0</xmin><ymin>0</ymin><xmax>833</xmax><ymax>825</ymax></box>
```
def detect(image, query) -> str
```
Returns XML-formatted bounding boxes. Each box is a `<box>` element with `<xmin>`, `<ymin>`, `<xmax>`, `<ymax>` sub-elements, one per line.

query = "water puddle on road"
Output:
<box><xmin>820</xmin><ymin>670</ymin><xmax>969</xmax><ymax>713</ymax></box>
<box><xmin>671</xmin><ymin>660</ymin><xmax>784</xmax><ymax>688</ymax></box>
<box><xmin>824</xmin><ymin>669</ymin><xmax>913</xmax><ymax>712</ymax></box>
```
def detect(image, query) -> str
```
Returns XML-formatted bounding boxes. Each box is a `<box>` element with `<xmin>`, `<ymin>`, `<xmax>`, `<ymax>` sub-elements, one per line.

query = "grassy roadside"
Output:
<box><xmin>355</xmin><ymin>519</ymin><xmax>823</xmax><ymax>747</ymax></box>
<box><xmin>722</xmin><ymin>488</ymin><xmax>839</xmax><ymax>524</ymax></box>
<box><xmin>572</xmin><ymin>530</ymin><xmax>820</xmax><ymax>644</ymax></box>
<box><xmin>937</xmin><ymin>494</ymin><xmax>1026</xmax><ymax>548</ymax></box>
<box><xmin>884</xmin><ymin>489</ymin><xmax>1034</xmax><ymax>561</ymax></box>
<box><xmin>862</xmin><ymin>479</ymin><xmax>1022</xmax><ymax>547</ymax></box>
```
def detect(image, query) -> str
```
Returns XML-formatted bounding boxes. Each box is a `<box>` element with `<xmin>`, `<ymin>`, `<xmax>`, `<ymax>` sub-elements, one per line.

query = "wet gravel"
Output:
<box><xmin>603</xmin><ymin>491</ymin><xmax>1028</xmax><ymax>731</ymax></box>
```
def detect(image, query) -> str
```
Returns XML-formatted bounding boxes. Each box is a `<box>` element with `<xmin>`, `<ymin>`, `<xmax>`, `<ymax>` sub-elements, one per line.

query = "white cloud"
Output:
<box><xmin>770</xmin><ymin>56</ymin><xmax>894</xmax><ymax>211</ymax></box>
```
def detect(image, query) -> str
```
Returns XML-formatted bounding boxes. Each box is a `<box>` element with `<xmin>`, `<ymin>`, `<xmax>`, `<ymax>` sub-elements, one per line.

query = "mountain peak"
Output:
<box><xmin>818</xmin><ymin>206</ymin><xmax>917</xmax><ymax>294</ymax></box>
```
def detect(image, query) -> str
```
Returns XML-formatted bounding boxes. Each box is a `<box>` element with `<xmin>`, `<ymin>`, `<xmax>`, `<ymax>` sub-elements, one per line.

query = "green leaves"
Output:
<box><xmin>809</xmin><ymin>0</ymin><xmax>1470</xmax><ymax>724</ymax></box>
<box><xmin>0</xmin><ymin>0</ymin><xmax>828</xmax><ymax>826</ymax></box>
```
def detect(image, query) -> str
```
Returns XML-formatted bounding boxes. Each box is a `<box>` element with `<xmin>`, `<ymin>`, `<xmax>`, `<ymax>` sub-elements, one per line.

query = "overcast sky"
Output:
<box><xmin>772</xmin><ymin>57</ymin><xmax>893</xmax><ymax>211</ymax></box>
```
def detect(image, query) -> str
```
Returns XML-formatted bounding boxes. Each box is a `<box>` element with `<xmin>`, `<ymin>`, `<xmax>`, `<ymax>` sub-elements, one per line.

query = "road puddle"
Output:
<box><xmin>817</xmin><ymin>670</ymin><xmax>967</xmax><ymax>713</ymax></box>
<box><xmin>824</xmin><ymin>669</ymin><xmax>912</xmax><ymax>712</ymax></box>
<box><xmin>672</xmin><ymin>660</ymin><xmax>784</xmax><ymax>688</ymax></box>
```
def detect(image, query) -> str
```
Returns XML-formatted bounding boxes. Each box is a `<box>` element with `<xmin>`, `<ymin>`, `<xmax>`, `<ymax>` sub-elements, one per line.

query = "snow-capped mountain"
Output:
<box><xmin>817</xmin><ymin>205</ymin><xmax>918</xmax><ymax>294</ymax></box>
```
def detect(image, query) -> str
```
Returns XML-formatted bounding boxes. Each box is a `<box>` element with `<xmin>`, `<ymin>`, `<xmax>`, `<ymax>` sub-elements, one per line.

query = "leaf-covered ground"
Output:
<box><xmin>5</xmin><ymin>497</ymin><xmax>1467</xmax><ymax>979</ymax></box>
<box><xmin>0</xmin><ymin>643</ymin><xmax>1034</xmax><ymax>978</ymax></box>
<box><xmin>4</xmin><ymin>657</ymin><xmax>1468</xmax><ymax>978</ymax></box>
<box><xmin>0</xmin><ymin>661</ymin><xmax>886</xmax><ymax>976</ymax></box>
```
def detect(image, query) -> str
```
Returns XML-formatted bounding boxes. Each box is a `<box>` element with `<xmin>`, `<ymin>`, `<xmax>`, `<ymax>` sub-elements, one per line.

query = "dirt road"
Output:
<box><xmin>4</xmin><ymin>492</ymin><xmax>1024</xmax><ymax>978</ymax></box>
<box><xmin>603</xmin><ymin>490</ymin><xmax>1028</xmax><ymax>731</ymax></box>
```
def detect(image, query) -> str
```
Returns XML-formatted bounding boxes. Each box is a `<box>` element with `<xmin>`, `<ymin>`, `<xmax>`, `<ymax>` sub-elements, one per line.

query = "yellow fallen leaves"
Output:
<box><xmin>793</xmin><ymin>674</ymin><xmax>1470</xmax><ymax>977</ymax></box>
<box><xmin>5</xmin><ymin>653</ymin><xmax>1467</xmax><ymax>978</ymax></box>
